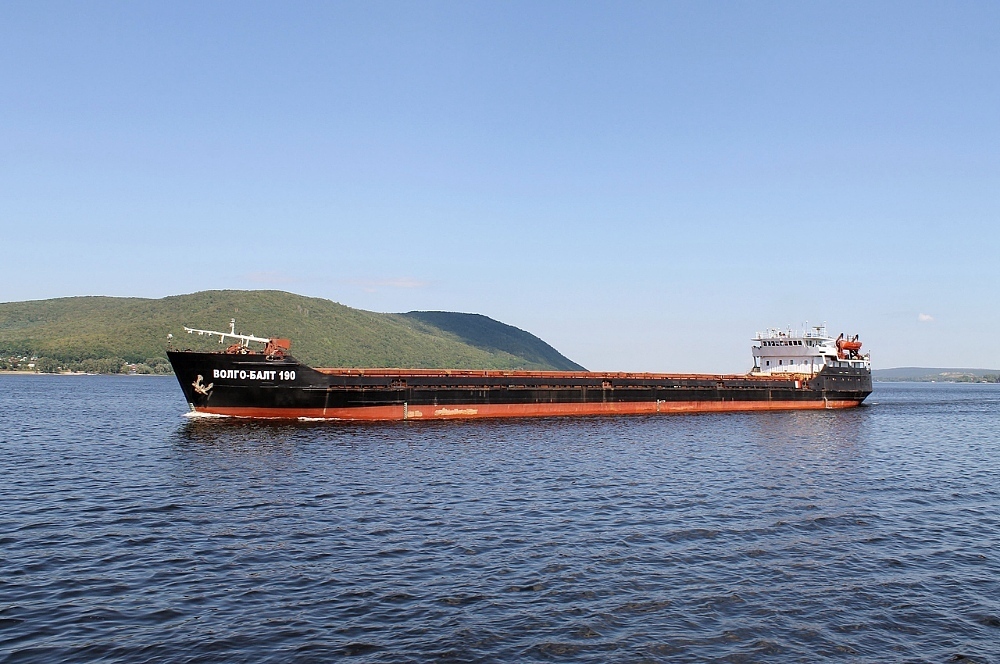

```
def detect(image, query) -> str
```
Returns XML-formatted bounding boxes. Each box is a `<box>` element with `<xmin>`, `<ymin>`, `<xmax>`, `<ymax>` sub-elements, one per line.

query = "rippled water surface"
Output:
<box><xmin>2</xmin><ymin>376</ymin><xmax>999</xmax><ymax>662</ymax></box>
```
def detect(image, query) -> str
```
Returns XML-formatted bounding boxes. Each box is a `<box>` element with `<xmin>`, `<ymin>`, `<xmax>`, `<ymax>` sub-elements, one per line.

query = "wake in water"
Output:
<box><xmin>182</xmin><ymin>410</ymin><xmax>231</xmax><ymax>419</ymax></box>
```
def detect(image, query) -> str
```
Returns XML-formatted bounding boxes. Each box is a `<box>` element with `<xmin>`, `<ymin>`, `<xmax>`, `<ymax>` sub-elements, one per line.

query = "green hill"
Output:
<box><xmin>0</xmin><ymin>290</ymin><xmax>584</xmax><ymax>373</ymax></box>
<box><xmin>398</xmin><ymin>311</ymin><xmax>584</xmax><ymax>371</ymax></box>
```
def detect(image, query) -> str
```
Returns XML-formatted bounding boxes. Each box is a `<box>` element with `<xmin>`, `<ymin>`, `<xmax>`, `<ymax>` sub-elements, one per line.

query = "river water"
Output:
<box><xmin>1</xmin><ymin>376</ymin><xmax>998</xmax><ymax>662</ymax></box>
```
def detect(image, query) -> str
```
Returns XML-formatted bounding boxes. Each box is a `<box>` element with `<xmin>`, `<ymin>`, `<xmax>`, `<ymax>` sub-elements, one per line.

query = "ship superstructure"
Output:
<box><xmin>751</xmin><ymin>325</ymin><xmax>870</xmax><ymax>375</ymax></box>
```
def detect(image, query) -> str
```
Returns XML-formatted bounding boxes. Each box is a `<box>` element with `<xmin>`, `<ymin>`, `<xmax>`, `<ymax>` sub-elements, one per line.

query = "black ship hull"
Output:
<box><xmin>167</xmin><ymin>351</ymin><xmax>873</xmax><ymax>420</ymax></box>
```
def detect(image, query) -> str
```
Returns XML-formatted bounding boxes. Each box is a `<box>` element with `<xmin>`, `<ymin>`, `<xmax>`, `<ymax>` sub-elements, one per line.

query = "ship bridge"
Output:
<box><xmin>751</xmin><ymin>325</ymin><xmax>870</xmax><ymax>375</ymax></box>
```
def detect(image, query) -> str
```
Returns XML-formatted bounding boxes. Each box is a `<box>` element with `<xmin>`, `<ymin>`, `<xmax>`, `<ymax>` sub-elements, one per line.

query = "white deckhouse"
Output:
<box><xmin>751</xmin><ymin>325</ymin><xmax>870</xmax><ymax>375</ymax></box>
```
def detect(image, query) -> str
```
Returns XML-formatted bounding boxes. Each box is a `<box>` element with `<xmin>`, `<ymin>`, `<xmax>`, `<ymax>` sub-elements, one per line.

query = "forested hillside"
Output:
<box><xmin>0</xmin><ymin>291</ymin><xmax>584</xmax><ymax>373</ymax></box>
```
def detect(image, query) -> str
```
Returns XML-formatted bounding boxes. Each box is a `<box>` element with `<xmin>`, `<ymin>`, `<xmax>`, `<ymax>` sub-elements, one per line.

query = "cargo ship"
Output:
<box><xmin>166</xmin><ymin>320</ymin><xmax>872</xmax><ymax>420</ymax></box>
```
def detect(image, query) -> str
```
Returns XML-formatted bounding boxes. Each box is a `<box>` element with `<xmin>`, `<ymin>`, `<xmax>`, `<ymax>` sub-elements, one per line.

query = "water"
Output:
<box><xmin>1</xmin><ymin>376</ymin><xmax>998</xmax><ymax>663</ymax></box>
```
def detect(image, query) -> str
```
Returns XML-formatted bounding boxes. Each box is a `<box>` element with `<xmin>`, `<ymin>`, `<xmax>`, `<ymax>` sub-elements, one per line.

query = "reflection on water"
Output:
<box><xmin>1</xmin><ymin>376</ymin><xmax>999</xmax><ymax>662</ymax></box>
<box><xmin>747</xmin><ymin>407</ymin><xmax>866</xmax><ymax>456</ymax></box>
<box><xmin>173</xmin><ymin>417</ymin><xmax>308</xmax><ymax>452</ymax></box>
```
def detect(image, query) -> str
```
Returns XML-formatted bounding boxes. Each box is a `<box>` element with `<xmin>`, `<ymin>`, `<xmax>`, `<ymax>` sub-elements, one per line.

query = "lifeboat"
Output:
<box><xmin>838</xmin><ymin>339</ymin><xmax>862</xmax><ymax>352</ymax></box>
<box><xmin>836</xmin><ymin>335</ymin><xmax>863</xmax><ymax>359</ymax></box>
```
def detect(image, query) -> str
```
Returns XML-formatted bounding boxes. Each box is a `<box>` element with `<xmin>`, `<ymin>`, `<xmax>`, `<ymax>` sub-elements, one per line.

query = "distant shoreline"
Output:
<box><xmin>874</xmin><ymin>378</ymin><xmax>1000</xmax><ymax>384</ymax></box>
<box><xmin>0</xmin><ymin>370</ymin><xmax>172</xmax><ymax>376</ymax></box>
<box><xmin>873</xmin><ymin>368</ymin><xmax>1000</xmax><ymax>383</ymax></box>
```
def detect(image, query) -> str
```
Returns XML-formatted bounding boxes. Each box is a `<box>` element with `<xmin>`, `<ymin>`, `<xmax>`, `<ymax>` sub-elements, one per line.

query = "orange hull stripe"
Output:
<box><xmin>196</xmin><ymin>400</ymin><xmax>862</xmax><ymax>421</ymax></box>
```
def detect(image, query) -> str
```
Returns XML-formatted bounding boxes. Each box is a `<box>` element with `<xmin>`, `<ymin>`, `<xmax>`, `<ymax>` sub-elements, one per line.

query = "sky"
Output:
<box><xmin>1</xmin><ymin>1</ymin><xmax>998</xmax><ymax>372</ymax></box>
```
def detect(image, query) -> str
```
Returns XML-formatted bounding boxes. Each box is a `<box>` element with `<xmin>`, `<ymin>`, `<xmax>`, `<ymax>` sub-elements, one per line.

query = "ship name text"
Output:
<box><xmin>212</xmin><ymin>369</ymin><xmax>296</xmax><ymax>381</ymax></box>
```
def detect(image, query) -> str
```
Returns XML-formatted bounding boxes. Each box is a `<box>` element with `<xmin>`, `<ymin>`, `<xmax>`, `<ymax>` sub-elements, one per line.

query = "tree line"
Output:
<box><xmin>0</xmin><ymin>356</ymin><xmax>173</xmax><ymax>374</ymax></box>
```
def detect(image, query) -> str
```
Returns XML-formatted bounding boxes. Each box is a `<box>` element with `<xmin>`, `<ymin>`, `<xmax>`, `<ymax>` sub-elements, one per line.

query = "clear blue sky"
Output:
<box><xmin>2</xmin><ymin>1</ymin><xmax>998</xmax><ymax>371</ymax></box>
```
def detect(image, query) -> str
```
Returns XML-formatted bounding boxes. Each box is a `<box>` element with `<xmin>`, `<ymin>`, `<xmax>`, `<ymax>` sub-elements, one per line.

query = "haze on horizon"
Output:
<box><xmin>2</xmin><ymin>2</ymin><xmax>997</xmax><ymax>373</ymax></box>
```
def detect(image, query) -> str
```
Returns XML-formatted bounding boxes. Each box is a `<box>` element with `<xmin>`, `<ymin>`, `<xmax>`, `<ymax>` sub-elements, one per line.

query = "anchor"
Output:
<box><xmin>192</xmin><ymin>374</ymin><xmax>214</xmax><ymax>396</ymax></box>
